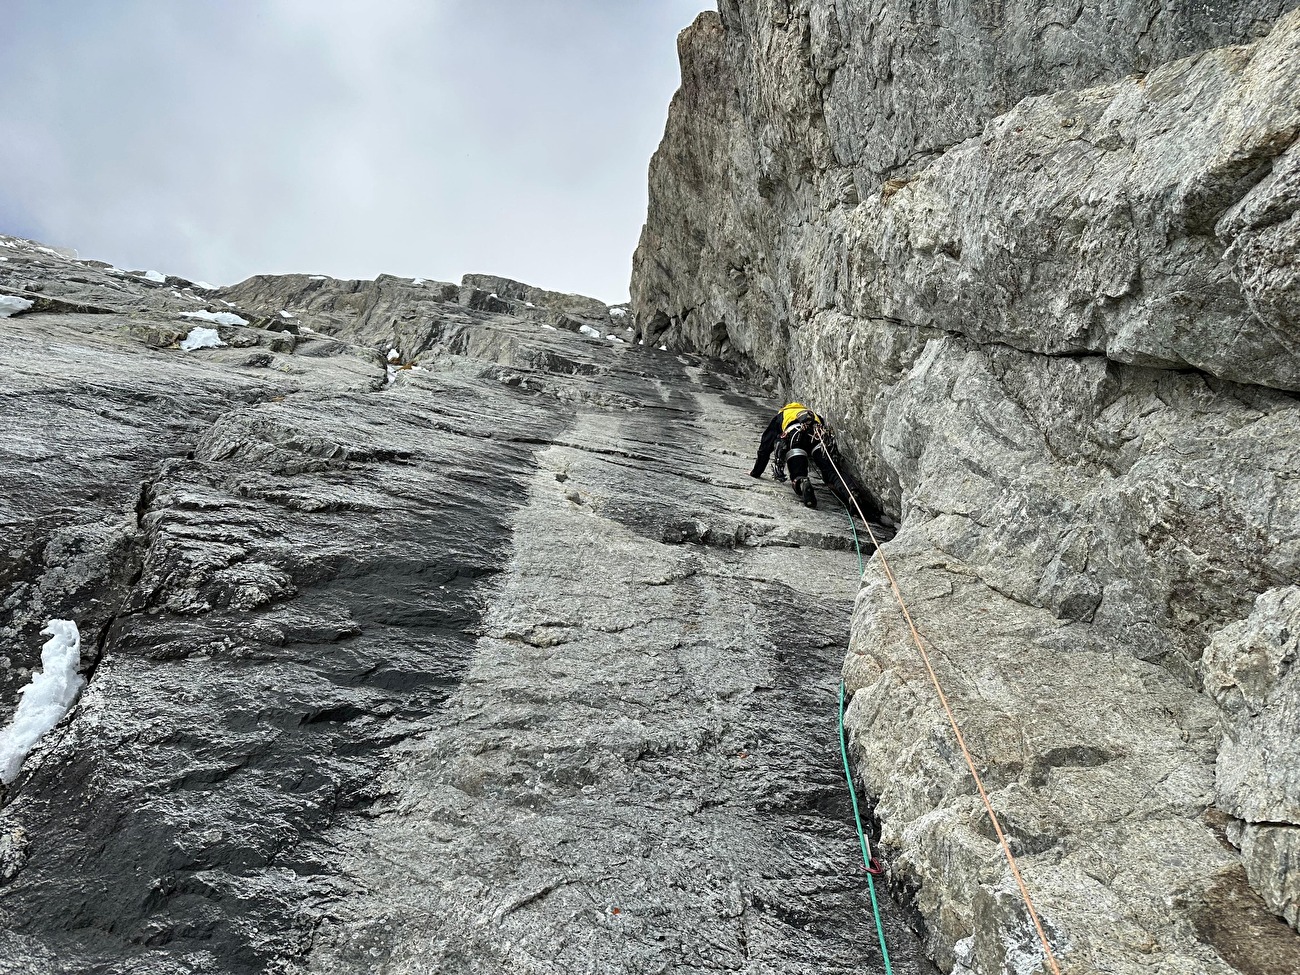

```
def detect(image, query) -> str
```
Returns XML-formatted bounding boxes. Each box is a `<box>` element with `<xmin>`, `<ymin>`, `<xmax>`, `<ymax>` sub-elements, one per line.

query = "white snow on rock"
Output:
<box><xmin>0</xmin><ymin>295</ymin><xmax>34</xmax><ymax>318</ymax></box>
<box><xmin>179</xmin><ymin>327</ymin><xmax>225</xmax><ymax>351</ymax></box>
<box><xmin>279</xmin><ymin>310</ymin><xmax>295</xmax><ymax>319</ymax></box>
<box><xmin>541</xmin><ymin>324</ymin><xmax>557</xmax><ymax>330</ymax></box>
<box><xmin>411</xmin><ymin>278</ymin><xmax>425</xmax><ymax>286</ymax></box>
<box><xmin>524</xmin><ymin>301</ymin><xmax>536</xmax><ymax>308</ymax></box>
<box><xmin>193</xmin><ymin>281</ymin><xmax>216</xmax><ymax>290</ymax></box>
<box><xmin>387</xmin><ymin>348</ymin><xmax>400</xmax><ymax>361</ymax></box>
<box><xmin>140</xmin><ymin>270</ymin><xmax>166</xmax><ymax>283</ymax></box>
<box><xmin>578</xmin><ymin>324</ymin><xmax>602</xmax><ymax>339</ymax></box>
<box><xmin>181</xmin><ymin>310</ymin><xmax>247</xmax><ymax>327</ymax></box>
<box><xmin>607</xmin><ymin>335</ymin><xmax>625</xmax><ymax>343</ymax></box>
<box><xmin>610</xmin><ymin>307</ymin><xmax>627</xmax><ymax>318</ymax></box>
<box><xmin>0</xmin><ymin>621</ymin><xmax>85</xmax><ymax>784</ymax></box>
<box><xmin>309</xmin><ymin>275</ymin><xmax>328</xmax><ymax>281</ymax></box>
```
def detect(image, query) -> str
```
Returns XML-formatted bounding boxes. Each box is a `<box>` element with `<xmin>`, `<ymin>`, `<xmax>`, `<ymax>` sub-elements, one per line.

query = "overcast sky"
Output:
<box><xmin>0</xmin><ymin>1</ymin><xmax>711</xmax><ymax>302</ymax></box>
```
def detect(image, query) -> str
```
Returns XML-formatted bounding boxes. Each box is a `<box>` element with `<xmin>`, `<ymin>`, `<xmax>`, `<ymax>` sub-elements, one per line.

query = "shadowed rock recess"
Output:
<box><xmin>0</xmin><ymin>237</ymin><xmax>923</xmax><ymax>974</ymax></box>
<box><xmin>633</xmin><ymin>3</ymin><xmax>1300</xmax><ymax>975</ymax></box>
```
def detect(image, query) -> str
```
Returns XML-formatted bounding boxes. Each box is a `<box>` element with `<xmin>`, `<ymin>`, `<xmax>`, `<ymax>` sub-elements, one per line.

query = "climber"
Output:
<box><xmin>783</xmin><ymin>409</ymin><xmax>838</xmax><ymax>508</ymax></box>
<box><xmin>750</xmin><ymin>402</ymin><xmax>819</xmax><ymax>482</ymax></box>
<box><xmin>748</xmin><ymin>402</ymin><xmax>834</xmax><ymax>507</ymax></box>
<box><xmin>750</xmin><ymin>402</ymin><xmax>883</xmax><ymax>517</ymax></box>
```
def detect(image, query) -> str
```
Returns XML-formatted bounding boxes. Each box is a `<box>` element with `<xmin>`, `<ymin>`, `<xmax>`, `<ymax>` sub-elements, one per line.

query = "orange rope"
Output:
<box><xmin>820</xmin><ymin>437</ymin><xmax>1063</xmax><ymax>975</ymax></box>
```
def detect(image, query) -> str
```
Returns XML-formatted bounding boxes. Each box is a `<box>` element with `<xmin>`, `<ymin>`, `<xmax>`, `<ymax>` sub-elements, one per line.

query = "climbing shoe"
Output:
<box><xmin>801</xmin><ymin>479</ymin><xmax>817</xmax><ymax>508</ymax></box>
<box><xmin>774</xmin><ymin>467</ymin><xmax>787</xmax><ymax>482</ymax></box>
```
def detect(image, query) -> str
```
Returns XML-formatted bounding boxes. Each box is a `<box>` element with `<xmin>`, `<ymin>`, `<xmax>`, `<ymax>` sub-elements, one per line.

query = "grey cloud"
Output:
<box><xmin>0</xmin><ymin>0</ymin><xmax>711</xmax><ymax>301</ymax></box>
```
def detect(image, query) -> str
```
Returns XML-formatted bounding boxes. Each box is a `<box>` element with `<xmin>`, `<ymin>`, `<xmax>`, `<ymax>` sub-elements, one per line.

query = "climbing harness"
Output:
<box><xmin>821</xmin><ymin>428</ymin><xmax>1064</xmax><ymax>975</ymax></box>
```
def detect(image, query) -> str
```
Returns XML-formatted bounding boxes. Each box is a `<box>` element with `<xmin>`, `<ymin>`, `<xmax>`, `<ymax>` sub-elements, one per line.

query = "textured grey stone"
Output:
<box><xmin>841</xmin><ymin>529</ymin><xmax>1268</xmax><ymax>974</ymax></box>
<box><xmin>0</xmin><ymin>235</ymin><xmax>919</xmax><ymax>974</ymax></box>
<box><xmin>1205</xmin><ymin>587</ymin><xmax>1300</xmax><ymax>929</ymax></box>
<box><xmin>728</xmin><ymin>0</ymin><xmax>1295</xmax><ymax>185</ymax></box>
<box><xmin>632</xmin><ymin>3</ymin><xmax>1300</xmax><ymax>972</ymax></box>
<box><xmin>460</xmin><ymin>273</ymin><xmax>613</xmax><ymax>324</ymax></box>
<box><xmin>634</xmin><ymin>8</ymin><xmax>1300</xmax><ymax>389</ymax></box>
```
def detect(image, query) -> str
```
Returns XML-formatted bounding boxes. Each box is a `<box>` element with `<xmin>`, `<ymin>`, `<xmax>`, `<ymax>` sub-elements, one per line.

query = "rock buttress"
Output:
<box><xmin>633</xmin><ymin>3</ymin><xmax>1300</xmax><ymax>973</ymax></box>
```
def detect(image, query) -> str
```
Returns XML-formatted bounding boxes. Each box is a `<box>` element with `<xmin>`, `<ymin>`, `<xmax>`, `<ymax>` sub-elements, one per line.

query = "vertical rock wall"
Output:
<box><xmin>633</xmin><ymin>3</ymin><xmax>1300</xmax><ymax>973</ymax></box>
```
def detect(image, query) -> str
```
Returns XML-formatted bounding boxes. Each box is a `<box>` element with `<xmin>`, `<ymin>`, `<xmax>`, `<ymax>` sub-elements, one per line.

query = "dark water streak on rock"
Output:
<box><xmin>0</xmin><ymin>241</ymin><xmax>920</xmax><ymax>974</ymax></box>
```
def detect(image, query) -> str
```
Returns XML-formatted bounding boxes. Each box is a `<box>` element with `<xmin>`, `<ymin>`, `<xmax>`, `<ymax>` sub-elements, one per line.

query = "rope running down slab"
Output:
<box><xmin>838</xmin><ymin>674</ymin><xmax>894</xmax><ymax>974</ymax></box>
<box><xmin>819</xmin><ymin>433</ymin><xmax>1064</xmax><ymax>975</ymax></box>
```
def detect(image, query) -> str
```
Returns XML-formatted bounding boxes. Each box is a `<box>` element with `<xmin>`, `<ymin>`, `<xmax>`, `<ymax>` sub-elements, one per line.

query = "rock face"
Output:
<box><xmin>0</xmin><ymin>236</ymin><xmax>925</xmax><ymax>973</ymax></box>
<box><xmin>633</xmin><ymin>3</ymin><xmax>1300</xmax><ymax>974</ymax></box>
<box><xmin>633</xmin><ymin>3</ymin><xmax>1300</xmax><ymax>382</ymax></box>
<box><xmin>1204</xmin><ymin>587</ymin><xmax>1300</xmax><ymax>930</ymax></box>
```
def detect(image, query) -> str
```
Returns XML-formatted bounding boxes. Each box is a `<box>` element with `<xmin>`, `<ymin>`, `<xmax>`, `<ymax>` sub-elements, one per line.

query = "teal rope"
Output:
<box><xmin>839</xmin><ymin>490</ymin><xmax>865</xmax><ymax>577</ymax></box>
<box><xmin>839</xmin><ymin>680</ymin><xmax>894</xmax><ymax>975</ymax></box>
<box><xmin>833</xmin><ymin>487</ymin><xmax>892</xmax><ymax>973</ymax></box>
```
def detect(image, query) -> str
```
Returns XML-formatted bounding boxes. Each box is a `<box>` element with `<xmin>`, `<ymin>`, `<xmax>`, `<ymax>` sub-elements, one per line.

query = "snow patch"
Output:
<box><xmin>524</xmin><ymin>301</ymin><xmax>535</xmax><ymax>308</ymax></box>
<box><xmin>387</xmin><ymin>348</ymin><xmax>400</xmax><ymax>361</ymax></box>
<box><xmin>578</xmin><ymin>324</ymin><xmax>602</xmax><ymax>339</ymax></box>
<box><xmin>181</xmin><ymin>310</ymin><xmax>247</xmax><ymax>327</ymax></box>
<box><xmin>193</xmin><ymin>281</ymin><xmax>216</xmax><ymax>290</ymax></box>
<box><xmin>140</xmin><ymin>270</ymin><xmax>166</xmax><ymax>283</ymax></box>
<box><xmin>179</xmin><ymin>327</ymin><xmax>225</xmax><ymax>351</ymax></box>
<box><xmin>0</xmin><ymin>295</ymin><xmax>34</xmax><ymax>318</ymax></box>
<box><xmin>610</xmin><ymin>307</ymin><xmax>627</xmax><ymax>318</ymax></box>
<box><xmin>607</xmin><ymin>335</ymin><xmax>625</xmax><ymax>343</ymax></box>
<box><xmin>411</xmin><ymin>278</ymin><xmax>425</xmax><ymax>286</ymax></box>
<box><xmin>308</xmin><ymin>275</ymin><xmax>328</xmax><ymax>281</ymax></box>
<box><xmin>279</xmin><ymin>310</ymin><xmax>295</xmax><ymax>319</ymax></box>
<box><xmin>0</xmin><ymin>621</ymin><xmax>85</xmax><ymax>784</ymax></box>
<box><xmin>541</xmin><ymin>324</ymin><xmax>557</xmax><ymax>330</ymax></box>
